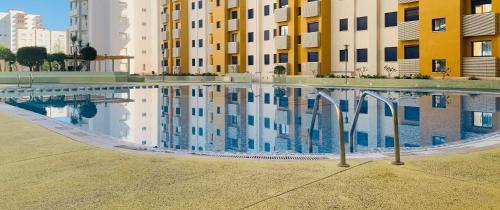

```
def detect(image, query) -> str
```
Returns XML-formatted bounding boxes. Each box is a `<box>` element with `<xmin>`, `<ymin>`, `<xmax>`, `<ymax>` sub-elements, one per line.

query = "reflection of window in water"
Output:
<box><xmin>432</xmin><ymin>136</ymin><xmax>446</xmax><ymax>145</ymax></box>
<box><xmin>432</xmin><ymin>95</ymin><xmax>447</xmax><ymax>109</ymax></box>
<box><xmin>474</xmin><ymin>112</ymin><xmax>493</xmax><ymax>128</ymax></box>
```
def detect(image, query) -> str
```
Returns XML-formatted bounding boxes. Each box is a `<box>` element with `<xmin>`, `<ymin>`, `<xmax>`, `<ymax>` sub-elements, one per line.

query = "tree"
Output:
<box><xmin>79</xmin><ymin>46</ymin><xmax>97</xmax><ymax>72</ymax></box>
<box><xmin>52</xmin><ymin>53</ymin><xmax>66</xmax><ymax>71</ymax></box>
<box><xmin>46</xmin><ymin>54</ymin><xmax>55</xmax><ymax>72</ymax></box>
<box><xmin>274</xmin><ymin>65</ymin><xmax>287</xmax><ymax>77</ymax></box>
<box><xmin>16</xmin><ymin>47</ymin><xmax>48</xmax><ymax>72</ymax></box>
<box><xmin>0</xmin><ymin>47</ymin><xmax>16</xmax><ymax>72</ymax></box>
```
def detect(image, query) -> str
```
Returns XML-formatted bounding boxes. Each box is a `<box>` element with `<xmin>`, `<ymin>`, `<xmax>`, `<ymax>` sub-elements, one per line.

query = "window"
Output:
<box><xmin>198</xmin><ymin>108</ymin><xmax>203</xmax><ymax>117</ymax></box>
<box><xmin>248</xmin><ymin>92</ymin><xmax>254</xmax><ymax>102</ymax></box>
<box><xmin>404</xmin><ymin>106</ymin><xmax>420</xmax><ymax>121</ymax></box>
<box><xmin>264</xmin><ymin>118</ymin><xmax>271</xmax><ymax>129</ymax></box>
<box><xmin>248</xmin><ymin>115</ymin><xmax>255</xmax><ymax>126</ymax></box>
<box><xmin>404</xmin><ymin>45</ymin><xmax>419</xmax><ymax>59</ymax></box>
<box><xmin>359</xmin><ymin>100</ymin><xmax>368</xmax><ymax>114</ymax></box>
<box><xmin>264</xmin><ymin>93</ymin><xmax>270</xmax><ymax>104</ymax></box>
<box><xmin>357</xmin><ymin>49</ymin><xmax>368</xmax><ymax>62</ymax></box>
<box><xmin>264</xmin><ymin>54</ymin><xmax>270</xmax><ymax>65</ymax></box>
<box><xmin>248</xmin><ymin>55</ymin><xmax>254</xmax><ymax>65</ymax></box>
<box><xmin>385</xmin><ymin>102</ymin><xmax>398</xmax><ymax>116</ymax></box>
<box><xmin>432</xmin><ymin>59</ymin><xmax>447</xmax><ymax>72</ymax></box>
<box><xmin>339</xmin><ymin>18</ymin><xmax>348</xmax><ymax>31</ymax></box>
<box><xmin>385</xmin><ymin>12</ymin><xmax>397</xmax><ymax>27</ymax></box>
<box><xmin>307</xmin><ymin>99</ymin><xmax>315</xmax><ymax>109</ymax></box>
<box><xmin>248</xmin><ymin>32</ymin><xmax>254</xmax><ymax>42</ymax></box>
<box><xmin>307</xmin><ymin>22</ymin><xmax>319</xmax><ymax>32</ymax></box>
<box><xmin>385</xmin><ymin>47</ymin><xmax>397</xmax><ymax>62</ymax></box>
<box><xmin>248</xmin><ymin>139</ymin><xmax>255</xmax><ymax>149</ymax></box>
<box><xmin>307</xmin><ymin>52</ymin><xmax>319</xmax><ymax>62</ymax></box>
<box><xmin>248</xmin><ymin>9</ymin><xmax>254</xmax><ymax>19</ymax></box>
<box><xmin>264</xmin><ymin>30</ymin><xmax>270</xmax><ymax>41</ymax></box>
<box><xmin>473</xmin><ymin>112</ymin><xmax>493</xmax><ymax>128</ymax></box>
<box><xmin>432</xmin><ymin>136</ymin><xmax>446</xmax><ymax>145</ymax></box>
<box><xmin>340</xmin><ymin>100</ymin><xmax>348</xmax><ymax>112</ymax></box>
<box><xmin>472</xmin><ymin>0</ymin><xmax>492</xmax><ymax>14</ymax></box>
<box><xmin>191</xmin><ymin>108</ymin><xmax>196</xmax><ymax>116</ymax></box>
<box><xmin>432</xmin><ymin>18</ymin><xmax>446</xmax><ymax>32</ymax></box>
<box><xmin>357</xmin><ymin>132</ymin><xmax>368</xmax><ymax>146</ymax></box>
<box><xmin>264</xmin><ymin>5</ymin><xmax>270</xmax><ymax>16</ymax></box>
<box><xmin>340</xmin><ymin>50</ymin><xmax>348</xmax><ymax>62</ymax></box>
<box><xmin>198</xmin><ymin>128</ymin><xmax>203</xmax><ymax>136</ymax></box>
<box><xmin>404</xmin><ymin>7</ymin><xmax>419</xmax><ymax>21</ymax></box>
<box><xmin>385</xmin><ymin>136</ymin><xmax>395</xmax><ymax>148</ymax></box>
<box><xmin>432</xmin><ymin>95</ymin><xmax>447</xmax><ymax>109</ymax></box>
<box><xmin>472</xmin><ymin>41</ymin><xmax>492</xmax><ymax>57</ymax></box>
<box><xmin>278</xmin><ymin>53</ymin><xmax>288</xmax><ymax>63</ymax></box>
<box><xmin>357</xmin><ymin>16</ymin><xmax>368</xmax><ymax>31</ymax></box>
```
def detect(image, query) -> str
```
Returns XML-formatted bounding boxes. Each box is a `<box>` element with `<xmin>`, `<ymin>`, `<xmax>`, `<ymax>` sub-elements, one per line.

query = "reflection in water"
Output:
<box><xmin>4</xmin><ymin>85</ymin><xmax>500</xmax><ymax>154</ymax></box>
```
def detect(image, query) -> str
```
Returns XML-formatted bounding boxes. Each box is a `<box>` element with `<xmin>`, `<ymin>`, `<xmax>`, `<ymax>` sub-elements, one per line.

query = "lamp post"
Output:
<box><xmin>344</xmin><ymin>44</ymin><xmax>349</xmax><ymax>84</ymax></box>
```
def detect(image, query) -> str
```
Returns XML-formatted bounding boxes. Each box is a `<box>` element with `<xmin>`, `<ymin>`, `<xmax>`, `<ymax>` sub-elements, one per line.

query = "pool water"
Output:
<box><xmin>2</xmin><ymin>84</ymin><xmax>500</xmax><ymax>155</ymax></box>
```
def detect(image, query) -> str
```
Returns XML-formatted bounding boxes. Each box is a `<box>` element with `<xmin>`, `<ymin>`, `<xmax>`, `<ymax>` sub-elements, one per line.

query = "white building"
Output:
<box><xmin>188</xmin><ymin>0</ymin><xmax>209</xmax><ymax>74</ymax></box>
<box><xmin>331</xmin><ymin>0</ymin><xmax>399</xmax><ymax>76</ymax></box>
<box><xmin>0</xmin><ymin>9</ymin><xmax>66</xmax><ymax>53</ymax></box>
<box><xmin>69</xmin><ymin>0</ymin><xmax>161</xmax><ymax>74</ymax></box>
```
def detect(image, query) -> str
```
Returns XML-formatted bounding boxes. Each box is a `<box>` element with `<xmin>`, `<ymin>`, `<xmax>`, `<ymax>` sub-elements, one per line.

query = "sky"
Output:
<box><xmin>0</xmin><ymin>0</ymin><xmax>69</xmax><ymax>31</ymax></box>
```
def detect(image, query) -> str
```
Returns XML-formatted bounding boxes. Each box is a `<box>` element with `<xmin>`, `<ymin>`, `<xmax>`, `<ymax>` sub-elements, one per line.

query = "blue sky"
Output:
<box><xmin>1</xmin><ymin>0</ymin><xmax>69</xmax><ymax>31</ymax></box>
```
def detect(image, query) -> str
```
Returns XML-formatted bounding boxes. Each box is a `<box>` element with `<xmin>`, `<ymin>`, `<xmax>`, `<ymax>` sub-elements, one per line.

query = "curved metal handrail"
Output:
<box><xmin>309</xmin><ymin>91</ymin><xmax>349</xmax><ymax>167</ymax></box>
<box><xmin>349</xmin><ymin>91</ymin><xmax>404</xmax><ymax>165</ymax></box>
<box><xmin>16</xmin><ymin>72</ymin><xmax>33</xmax><ymax>88</ymax></box>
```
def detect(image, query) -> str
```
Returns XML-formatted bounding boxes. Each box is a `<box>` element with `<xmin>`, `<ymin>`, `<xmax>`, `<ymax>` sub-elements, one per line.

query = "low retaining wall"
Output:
<box><xmin>274</xmin><ymin>77</ymin><xmax>500</xmax><ymax>90</ymax></box>
<box><xmin>0</xmin><ymin>72</ymin><xmax>129</xmax><ymax>84</ymax></box>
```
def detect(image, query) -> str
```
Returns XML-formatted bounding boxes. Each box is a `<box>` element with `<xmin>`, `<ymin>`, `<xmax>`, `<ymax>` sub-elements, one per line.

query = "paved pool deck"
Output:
<box><xmin>1</xmin><ymin>111</ymin><xmax>500</xmax><ymax>209</ymax></box>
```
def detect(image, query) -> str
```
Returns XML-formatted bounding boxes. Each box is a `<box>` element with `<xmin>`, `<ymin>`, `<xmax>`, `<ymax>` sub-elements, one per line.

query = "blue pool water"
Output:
<box><xmin>2</xmin><ymin>84</ymin><xmax>499</xmax><ymax>154</ymax></box>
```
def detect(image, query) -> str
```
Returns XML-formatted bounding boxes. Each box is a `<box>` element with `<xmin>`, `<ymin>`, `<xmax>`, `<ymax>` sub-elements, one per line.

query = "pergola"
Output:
<box><xmin>65</xmin><ymin>55</ymin><xmax>134</xmax><ymax>73</ymax></box>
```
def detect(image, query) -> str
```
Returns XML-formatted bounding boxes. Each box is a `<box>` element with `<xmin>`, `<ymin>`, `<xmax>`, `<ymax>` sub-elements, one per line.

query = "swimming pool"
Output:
<box><xmin>1</xmin><ymin>84</ymin><xmax>499</xmax><ymax>155</ymax></box>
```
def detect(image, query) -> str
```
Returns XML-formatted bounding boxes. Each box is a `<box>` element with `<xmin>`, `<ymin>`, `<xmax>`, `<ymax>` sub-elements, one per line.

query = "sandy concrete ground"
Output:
<box><xmin>0</xmin><ymin>111</ymin><xmax>499</xmax><ymax>209</ymax></box>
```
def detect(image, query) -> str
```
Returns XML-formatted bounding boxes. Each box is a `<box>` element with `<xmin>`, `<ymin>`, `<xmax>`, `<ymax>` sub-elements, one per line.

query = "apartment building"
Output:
<box><xmin>0</xmin><ymin>9</ymin><xmax>66</xmax><ymax>53</ymax></box>
<box><xmin>69</xmin><ymin>0</ymin><xmax>161</xmax><ymax>74</ymax></box>
<box><xmin>331</xmin><ymin>0</ymin><xmax>399</xmax><ymax>76</ymax></box>
<box><xmin>399</xmin><ymin>0</ymin><xmax>499</xmax><ymax>77</ymax></box>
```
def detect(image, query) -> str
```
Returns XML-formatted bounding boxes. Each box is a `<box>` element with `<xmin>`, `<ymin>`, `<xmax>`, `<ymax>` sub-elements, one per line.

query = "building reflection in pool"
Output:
<box><xmin>5</xmin><ymin>85</ymin><xmax>500</xmax><ymax>154</ymax></box>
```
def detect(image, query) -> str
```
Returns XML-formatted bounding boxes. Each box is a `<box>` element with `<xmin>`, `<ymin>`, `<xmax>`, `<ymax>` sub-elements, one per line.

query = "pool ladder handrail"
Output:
<box><xmin>309</xmin><ymin>91</ymin><xmax>349</xmax><ymax>167</ymax></box>
<box><xmin>349</xmin><ymin>91</ymin><xmax>404</xmax><ymax>165</ymax></box>
<box><xmin>17</xmin><ymin>72</ymin><xmax>33</xmax><ymax>88</ymax></box>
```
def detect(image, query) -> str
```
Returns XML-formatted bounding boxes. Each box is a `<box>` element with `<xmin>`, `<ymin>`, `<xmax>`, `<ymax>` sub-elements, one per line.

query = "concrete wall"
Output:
<box><xmin>0</xmin><ymin>72</ymin><xmax>129</xmax><ymax>84</ymax></box>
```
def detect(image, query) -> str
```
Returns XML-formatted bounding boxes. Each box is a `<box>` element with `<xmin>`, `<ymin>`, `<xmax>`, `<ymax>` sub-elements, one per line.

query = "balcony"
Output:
<box><xmin>227</xmin><ymin>127</ymin><xmax>239</xmax><ymax>139</ymax></box>
<box><xmin>228</xmin><ymin>64</ymin><xmax>239</xmax><ymax>73</ymax></box>
<box><xmin>399</xmin><ymin>0</ymin><xmax>419</xmax><ymax>3</ymax></box>
<box><xmin>161</xmin><ymin>30</ymin><xmax>168</xmax><ymax>41</ymax></box>
<box><xmin>303</xmin><ymin>62</ymin><xmax>320</xmax><ymax>75</ymax></box>
<box><xmin>172</xmin><ymin>10</ymin><xmax>180</xmax><ymax>21</ymax></box>
<box><xmin>227</xmin><ymin>0</ymin><xmax>238</xmax><ymax>9</ymax></box>
<box><xmin>398</xmin><ymin>59</ymin><xmax>420</xmax><ymax>76</ymax></box>
<box><xmin>274</xmin><ymin>7</ymin><xmax>289</xmax><ymax>23</ymax></box>
<box><xmin>463</xmin><ymin>57</ymin><xmax>498</xmax><ymax>77</ymax></box>
<box><xmin>173</xmin><ymin>48</ymin><xmax>180</xmax><ymax>57</ymax></box>
<box><xmin>302</xmin><ymin>1</ymin><xmax>321</xmax><ymax>18</ymax></box>
<box><xmin>275</xmin><ymin>110</ymin><xmax>290</xmax><ymax>125</ymax></box>
<box><xmin>228</xmin><ymin>103</ymin><xmax>239</xmax><ymax>114</ymax></box>
<box><xmin>228</xmin><ymin>19</ymin><xmax>239</xmax><ymax>31</ymax></box>
<box><xmin>274</xmin><ymin>36</ymin><xmax>290</xmax><ymax>50</ymax></box>
<box><xmin>463</xmin><ymin>13</ymin><xmax>498</xmax><ymax>37</ymax></box>
<box><xmin>228</xmin><ymin>42</ymin><xmax>239</xmax><ymax>54</ymax></box>
<box><xmin>173</xmin><ymin>29</ymin><xmax>180</xmax><ymax>39</ymax></box>
<box><xmin>398</xmin><ymin>21</ymin><xmax>420</xmax><ymax>41</ymax></box>
<box><xmin>162</xmin><ymin>12</ymin><xmax>168</xmax><ymax>23</ymax></box>
<box><xmin>302</xmin><ymin>32</ymin><xmax>320</xmax><ymax>48</ymax></box>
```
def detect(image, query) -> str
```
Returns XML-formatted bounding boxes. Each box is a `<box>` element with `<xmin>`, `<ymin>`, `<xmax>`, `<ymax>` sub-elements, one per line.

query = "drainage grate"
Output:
<box><xmin>193</xmin><ymin>153</ymin><xmax>328</xmax><ymax>160</ymax></box>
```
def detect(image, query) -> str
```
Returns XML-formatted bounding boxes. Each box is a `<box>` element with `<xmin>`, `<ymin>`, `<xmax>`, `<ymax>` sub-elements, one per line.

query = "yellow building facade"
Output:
<box><xmin>399</xmin><ymin>0</ymin><xmax>499</xmax><ymax>77</ymax></box>
<box><xmin>161</xmin><ymin>0</ymin><xmax>189</xmax><ymax>74</ymax></box>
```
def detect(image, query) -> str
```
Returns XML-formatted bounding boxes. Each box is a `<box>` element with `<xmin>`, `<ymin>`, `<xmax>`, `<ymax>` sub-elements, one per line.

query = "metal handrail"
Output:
<box><xmin>16</xmin><ymin>73</ymin><xmax>33</xmax><ymax>88</ymax></box>
<box><xmin>349</xmin><ymin>91</ymin><xmax>404</xmax><ymax>165</ymax></box>
<box><xmin>309</xmin><ymin>91</ymin><xmax>349</xmax><ymax>167</ymax></box>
